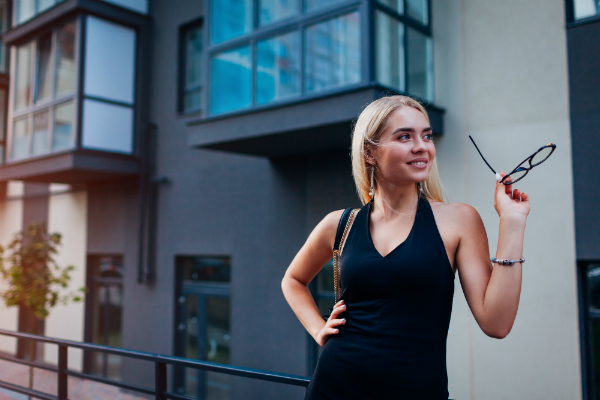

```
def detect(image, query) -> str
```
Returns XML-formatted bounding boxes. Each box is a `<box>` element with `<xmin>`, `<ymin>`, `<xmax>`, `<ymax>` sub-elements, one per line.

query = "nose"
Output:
<box><xmin>412</xmin><ymin>136</ymin><xmax>427</xmax><ymax>153</ymax></box>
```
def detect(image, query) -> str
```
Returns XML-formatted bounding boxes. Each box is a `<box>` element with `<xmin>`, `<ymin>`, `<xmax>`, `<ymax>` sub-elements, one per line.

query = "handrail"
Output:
<box><xmin>0</xmin><ymin>328</ymin><xmax>310</xmax><ymax>400</ymax></box>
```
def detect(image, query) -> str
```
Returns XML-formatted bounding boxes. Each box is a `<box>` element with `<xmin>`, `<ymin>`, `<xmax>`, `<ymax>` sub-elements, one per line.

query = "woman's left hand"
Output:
<box><xmin>494</xmin><ymin>171</ymin><xmax>530</xmax><ymax>219</ymax></box>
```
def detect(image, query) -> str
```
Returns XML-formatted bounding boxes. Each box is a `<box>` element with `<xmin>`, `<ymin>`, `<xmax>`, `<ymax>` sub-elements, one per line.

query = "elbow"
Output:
<box><xmin>484</xmin><ymin>326</ymin><xmax>512</xmax><ymax>339</ymax></box>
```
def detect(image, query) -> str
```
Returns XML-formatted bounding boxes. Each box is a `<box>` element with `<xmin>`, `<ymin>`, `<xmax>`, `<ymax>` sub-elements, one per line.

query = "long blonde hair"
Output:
<box><xmin>351</xmin><ymin>95</ymin><xmax>446</xmax><ymax>205</ymax></box>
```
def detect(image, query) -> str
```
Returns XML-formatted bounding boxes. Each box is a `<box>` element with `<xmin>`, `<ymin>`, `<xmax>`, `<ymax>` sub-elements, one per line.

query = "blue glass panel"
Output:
<box><xmin>304</xmin><ymin>12</ymin><xmax>361</xmax><ymax>93</ymax></box>
<box><xmin>574</xmin><ymin>0</ymin><xmax>599</xmax><ymax>20</ymax></box>
<box><xmin>378</xmin><ymin>0</ymin><xmax>403</xmax><ymax>14</ymax></box>
<box><xmin>211</xmin><ymin>0</ymin><xmax>252</xmax><ymax>44</ymax></box>
<box><xmin>305</xmin><ymin>0</ymin><xmax>347</xmax><ymax>13</ymax></box>
<box><xmin>376</xmin><ymin>11</ymin><xmax>405</xmax><ymax>92</ymax></box>
<box><xmin>256</xmin><ymin>31</ymin><xmax>300</xmax><ymax>105</ymax></box>
<box><xmin>210</xmin><ymin>46</ymin><xmax>252</xmax><ymax>115</ymax></box>
<box><xmin>407</xmin><ymin>27</ymin><xmax>433</xmax><ymax>101</ymax></box>
<box><xmin>259</xmin><ymin>0</ymin><xmax>298</xmax><ymax>26</ymax></box>
<box><xmin>406</xmin><ymin>0</ymin><xmax>428</xmax><ymax>24</ymax></box>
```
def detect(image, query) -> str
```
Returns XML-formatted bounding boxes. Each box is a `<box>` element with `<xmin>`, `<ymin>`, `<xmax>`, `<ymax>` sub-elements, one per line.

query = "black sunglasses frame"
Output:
<box><xmin>468</xmin><ymin>135</ymin><xmax>556</xmax><ymax>185</ymax></box>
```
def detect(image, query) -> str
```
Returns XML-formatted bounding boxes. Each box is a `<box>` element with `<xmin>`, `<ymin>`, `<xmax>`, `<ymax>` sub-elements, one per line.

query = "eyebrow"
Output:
<box><xmin>391</xmin><ymin>126</ymin><xmax>433</xmax><ymax>135</ymax></box>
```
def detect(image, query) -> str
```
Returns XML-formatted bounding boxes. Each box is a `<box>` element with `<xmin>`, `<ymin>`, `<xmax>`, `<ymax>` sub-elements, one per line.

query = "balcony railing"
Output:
<box><xmin>0</xmin><ymin>328</ymin><xmax>310</xmax><ymax>400</ymax></box>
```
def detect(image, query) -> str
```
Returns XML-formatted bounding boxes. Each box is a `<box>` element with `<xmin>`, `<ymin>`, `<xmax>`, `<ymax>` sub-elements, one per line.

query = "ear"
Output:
<box><xmin>364</xmin><ymin>145</ymin><xmax>377</xmax><ymax>166</ymax></box>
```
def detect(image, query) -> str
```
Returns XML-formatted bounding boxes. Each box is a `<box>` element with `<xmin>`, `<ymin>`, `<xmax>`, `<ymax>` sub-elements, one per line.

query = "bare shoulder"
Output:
<box><xmin>428</xmin><ymin>199</ymin><xmax>483</xmax><ymax>230</ymax></box>
<box><xmin>313</xmin><ymin>209</ymin><xmax>345</xmax><ymax>248</ymax></box>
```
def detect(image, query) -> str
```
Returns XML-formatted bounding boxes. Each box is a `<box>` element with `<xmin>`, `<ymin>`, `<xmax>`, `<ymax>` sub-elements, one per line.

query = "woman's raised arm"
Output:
<box><xmin>281</xmin><ymin>210</ymin><xmax>348</xmax><ymax>346</ymax></box>
<box><xmin>455</xmin><ymin>171</ymin><xmax>529</xmax><ymax>339</ymax></box>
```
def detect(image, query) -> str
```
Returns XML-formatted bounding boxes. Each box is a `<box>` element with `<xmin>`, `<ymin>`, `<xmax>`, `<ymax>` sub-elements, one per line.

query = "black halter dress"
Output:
<box><xmin>304</xmin><ymin>195</ymin><xmax>455</xmax><ymax>400</ymax></box>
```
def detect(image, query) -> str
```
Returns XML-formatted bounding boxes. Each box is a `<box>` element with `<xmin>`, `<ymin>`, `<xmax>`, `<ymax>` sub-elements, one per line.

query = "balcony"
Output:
<box><xmin>0</xmin><ymin>0</ymin><xmax>150</xmax><ymax>184</ymax></box>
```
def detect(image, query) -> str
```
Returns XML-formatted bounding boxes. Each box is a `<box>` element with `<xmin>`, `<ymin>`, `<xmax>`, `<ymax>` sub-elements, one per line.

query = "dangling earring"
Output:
<box><xmin>369</xmin><ymin>165</ymin><xmax>375</xmax><ymax>201</ymax></box>
<box><xmin>418</xmin><ymin>181</ymin><xmax>424</xmax><ymax>195</ymax></box>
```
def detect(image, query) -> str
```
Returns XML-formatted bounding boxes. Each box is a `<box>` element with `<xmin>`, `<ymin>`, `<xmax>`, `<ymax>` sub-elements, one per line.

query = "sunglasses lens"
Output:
<box><xmin>531</xmin><ymin>146</ymin><xmax>553</xmax><ymax>166</ymax></box>
<box><xmin>505</xmin><ymin>169</ymin><xmax>528</xmax><ymax>184</ymax></box>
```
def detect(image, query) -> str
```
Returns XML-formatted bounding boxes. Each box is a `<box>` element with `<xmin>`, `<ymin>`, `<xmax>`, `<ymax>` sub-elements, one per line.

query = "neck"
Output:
<box><xmin>372</xmin><ymin>180</ymin><xmax>419</xmax><ymax>220</ymax></box>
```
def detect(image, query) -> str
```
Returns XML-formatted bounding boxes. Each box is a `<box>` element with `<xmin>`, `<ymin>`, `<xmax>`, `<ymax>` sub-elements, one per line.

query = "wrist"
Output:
<box><xmin>499</xmin><ymin>212</ymin><xmax>527</xmax><ymax>225</ymax></box>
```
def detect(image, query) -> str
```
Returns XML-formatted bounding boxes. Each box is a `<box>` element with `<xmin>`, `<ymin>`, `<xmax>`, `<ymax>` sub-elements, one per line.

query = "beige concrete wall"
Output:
<box><xmin>43</xmin><ymin>185</ymin><xmax>88</xmax><ymax>372</ymax></box>
<box><xmin>432</xmin><ymin>0</ymin><xmax>580</xmax><ymax>399</ymax></box>
<box><xmin>0</xmin><ymin>181</ymin><xmax>24</xmax><ymax>354</ymax></box>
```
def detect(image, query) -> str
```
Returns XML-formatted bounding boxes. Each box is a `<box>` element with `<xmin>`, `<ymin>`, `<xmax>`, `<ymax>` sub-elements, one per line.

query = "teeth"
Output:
<box><xmin>409</xmin><ymin>162</ymin><xmax>426</xmax><ymax>165</ymax></box>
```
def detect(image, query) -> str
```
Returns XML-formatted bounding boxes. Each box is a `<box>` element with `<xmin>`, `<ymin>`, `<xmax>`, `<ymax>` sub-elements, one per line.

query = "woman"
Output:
<box><xmin>281</xmin><ymin>95</ymin><xmax>529</xmax><ymax>399</ymax></box>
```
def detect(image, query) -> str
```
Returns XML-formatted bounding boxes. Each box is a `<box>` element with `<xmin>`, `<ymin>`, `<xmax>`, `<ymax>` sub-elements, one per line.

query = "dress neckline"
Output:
<box><xmin>366</xmin><ymin>195</ymin><xmax>423</xmax><ymax>259</ymax></box>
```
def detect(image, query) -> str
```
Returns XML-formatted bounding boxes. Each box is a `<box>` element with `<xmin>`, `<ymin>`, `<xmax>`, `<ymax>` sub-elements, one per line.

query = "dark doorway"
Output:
<box><xmin>83</xmin><ymin>255</ymin><xmax>124</xmax><ymax>380</ymax></box>
<box><xmin>174</xmin><ymin>255</ymin><xmax>232</xmax><ymax>399</ymax></box>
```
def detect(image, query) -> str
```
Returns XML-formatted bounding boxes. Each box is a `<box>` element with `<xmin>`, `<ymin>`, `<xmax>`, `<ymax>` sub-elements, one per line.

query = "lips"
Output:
<box><xmin>407</xmin><ymin>158</ymin><xmax>428</xmax><ymax>165</ymax></box>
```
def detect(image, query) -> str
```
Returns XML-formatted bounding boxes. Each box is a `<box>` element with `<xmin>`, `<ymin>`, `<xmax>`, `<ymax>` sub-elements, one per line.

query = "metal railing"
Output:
<box><xmin>0</xmin><ymin>328</ymin><xmax>310</xmax><ymax>400</ymax></box>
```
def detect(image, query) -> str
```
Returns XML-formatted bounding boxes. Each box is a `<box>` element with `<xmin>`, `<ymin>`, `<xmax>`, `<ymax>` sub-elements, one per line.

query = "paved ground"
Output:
<box><xmin>0</xmin><ymin>359</ymin><xmax>150</xmax><ymax>400</ymax></box>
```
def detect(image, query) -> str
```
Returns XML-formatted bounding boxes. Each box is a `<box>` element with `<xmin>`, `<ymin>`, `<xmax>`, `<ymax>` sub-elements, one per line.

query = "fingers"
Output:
<box><xmin>330</xmin><ymin>300</ymin><xmax>346</xmax><ymax>318</ymax></box>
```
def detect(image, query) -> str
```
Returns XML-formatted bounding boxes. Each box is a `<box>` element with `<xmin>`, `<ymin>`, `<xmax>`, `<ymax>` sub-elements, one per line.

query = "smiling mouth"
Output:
<box><xmin>407</xmin><ymin>161</ymin><xmax>427</xmax><ymax>165</ymax></box>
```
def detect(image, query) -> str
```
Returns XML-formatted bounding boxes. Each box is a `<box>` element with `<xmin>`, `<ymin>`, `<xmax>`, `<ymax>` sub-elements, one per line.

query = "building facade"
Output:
<box><xmin>0</xmin><ymin>0</ymin><xmax>597</xmax><ymax>399</ymax></box>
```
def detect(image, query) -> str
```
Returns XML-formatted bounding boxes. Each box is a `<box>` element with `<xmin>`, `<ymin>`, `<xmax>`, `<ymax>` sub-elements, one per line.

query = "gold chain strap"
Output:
<box><xmin>333</xmin><ymin>209</ymin><xmax>358</xmax><ymax>304</ymax></box>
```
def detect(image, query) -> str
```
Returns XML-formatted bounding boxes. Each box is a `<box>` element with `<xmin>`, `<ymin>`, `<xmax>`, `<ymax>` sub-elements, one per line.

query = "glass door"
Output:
<box><xmin>174</xmin><ymin>256</ymin><xmax>232</xmax><ymax>399</ymax></box>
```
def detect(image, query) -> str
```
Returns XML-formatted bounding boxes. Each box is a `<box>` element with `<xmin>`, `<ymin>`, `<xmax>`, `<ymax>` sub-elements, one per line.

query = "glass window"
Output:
<box><xmin>180</xmin><ymin>21</ymin><xmax>203</xmax><ymax>114</ymax></box>
<box><xmin>406</xmin><ymin>27</ymin><xmax>433</xmax><ymax>101</ymax></box>
<box><xmin>181</xmin><ymin>256</ymin><xmax>232</xmax><ymax>283</ymax></box>
<box><xmin>102</xmin><ymin>0</ymin><xmax>148</xmax><ymax>14</ymax></box>
<box><xmin>15</xmin><ymin>43</ymin><xmax>32</xmax><ymax>111</ymax></box>
<box><xmin>376</xmin><ymin>11</ymin><xmax>405</xmax><ymax>92</ymax></box>
<box><xmin>210</xmin><ymin>46</ymin><xmax>252</xmax><ymax>115</ymax></box>
<box><xmin>305</xmin><ymin>0</ymin><xmax>347</xmax><ymax>13</ymax></box>
<box><xmin>32</xmin><ymin>111</ymin><xmax>49</xmax><ymax>155</ymax></box>
<box><xmin>309</xmin><ymin>260</ymin><xmax>335</xmax><ymax>367</ymax></box>
<box><xmin>82</xmin><ymin>99</ymin><xmax>133</xmax><ymax>153</ymax></box>
<box><xmin>304</xmin><ymin>12</ymin><xmax>361</xmax><ymax>94</ymax></box>
<box><xmin>574</xmin><ymin>0</ymin><xmax>600</xmax><ymax>20</ymax></box>
<box><xmin>0</xmin><ymin>88</ymin><xmax>7</xmax><ymax>164</ymax></box>
<box><xmin>11</xmin><ymin>117</ymin><xmax>29</xmax><ymax>160</ymax></box>
<box><xmin>259</xmin><ymin>0</ymin><xmax>298</xmax><ymax>26</ymax></box>
<box><xmin>52</xmin><ymin>100</ymin><xmax>74</xmax><ymax>150</ymax></box>
<box><xmin>84</xmin><ymin>16</ymin><xmax>136</xmax><ymax>104</ymax></box>
<box><xmin>16</xmin><ymin>0</ymin><xmax>65</xmax><ymax>25</ymax></box>
<box><xmin>211</xmin><ymin>0</ymin><xmax>252</xmax><ymax>44</ymax></box>
<box><xmin>256</xmin><ymin>31</ymin><xmax>300</xmax><ymax>105</ymax></box>
<box><xmin>56</xmin><ymin>21</ymin><xmax>77</xmax><ymax>98</ymax></box>
<box><xmin>378</xmin><ymin>0</ymin><xmax>403</xmax><ymax>13</ymax></box>
<box><xmin>36</xmin><ymin>32</ymin><xmax>53</xmax><ymax>103</ymax></box>
<box><xmin>0</xmin><ymin>0</ymin><xmax>9</xmax><ymax>73</ymax></box>
<box><xmin>406</xmin><ymin>0</ymin><xmax>428</xmax><ymax>24</ymax></box>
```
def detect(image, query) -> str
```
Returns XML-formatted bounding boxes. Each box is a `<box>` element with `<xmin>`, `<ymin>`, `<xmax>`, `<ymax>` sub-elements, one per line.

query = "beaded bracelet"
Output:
<box><xmin>491</xmin><ymin>257</ymin><xmax>525</xmax><ymax>266</ymax></box>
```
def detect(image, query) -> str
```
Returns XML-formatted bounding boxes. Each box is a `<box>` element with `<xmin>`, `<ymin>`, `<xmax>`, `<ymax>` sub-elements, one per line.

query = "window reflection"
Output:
<box><xmin>376</xmin><ymin>11</ymin><xmax>405</xmax><ymax>92</ymax></box>
<box><xmin>56</xmin><ymin>22</ymin><xmax>76</xmax><ymax>98</ymax></box>
<box><xmin>256</xmin><ymin>31</ymin><xmax>300</xmax><ymax>105</ymax></box>
<box><xmin>406</xmin><ymin>27</ymin><xmax>433</xmax><ymax>101</ymax></box>
<box><xmin>52</xmin><ymin>100</ymin><xmax>74</xmax><ymax>150</ymax></box>
<box><xmin>304</xmin><ymin>12</ymin><xmax>361</xmax><ymax>93</ymax></box>
<box><xmin>16</xmin><ymin>0</ymin><xmax>65</xmax><ymax>25</ymax></box>
<box><xmin>573</xmin><ymin>0</ymin><xmax>599</xmax><ymax>20</ymax></box>
<box><xmin>11</xmin><ymin>118</ymin><xmax>28</xmax><ymax>160</ymax></box>
<box><xmin>32</xmin><ymin>111</ymin><xmax>49</xmax><ymax>155</ymax></box>
<box><xmin>15</xmin><ymin>44</ymin><xmax>32</xmax><ymax>111</ymax></box>
<box><xmin>210</xmin><ymin>46</ymin><xmax>252</xmax><ymax>115</ymax></box>
<box><xmin>259</xmin><ymin>0</ymin><xmax>298</xmax><ymax>26</ymax></box>
<box><xmin>211</xmin><ymin>0</ymin><xmax>252</xmax><ymax>44</ymax></box>
<box><xmin>406</xmin><ymin>0</ymin><xmax>428</xmax><ymax>24</ymax></box>
<box><xmin>36</xmin><ymin>33</ymin><xmax>53</xmax><ymax>103</ymax></box>
<box><xmin>378</xmin><ymin>0</ymin><xmax>404</xmax><ymax>14</ymax></box>
<box><xmin>305</xmin><ymin>0</ymin><xmax>347</xmax><ymax>13</ymax></box>
<box><xmin>181</xmin><ymin>22</ymin><xmax>203</xmax><ymax>113</ymax></box>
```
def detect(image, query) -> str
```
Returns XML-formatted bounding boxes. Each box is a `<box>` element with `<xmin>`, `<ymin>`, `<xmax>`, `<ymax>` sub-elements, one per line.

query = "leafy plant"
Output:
<box><xmin>0</xmin><ymin>221</ymin><xmax>86</xmax><ymax>396</ymax></box>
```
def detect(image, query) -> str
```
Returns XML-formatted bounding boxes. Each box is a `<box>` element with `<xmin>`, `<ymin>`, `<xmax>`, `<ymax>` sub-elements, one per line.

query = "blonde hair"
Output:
<box><xmin>351</xmin><ymin>95</ymin><xmax>446</xmax><ymax>205</ymax></box>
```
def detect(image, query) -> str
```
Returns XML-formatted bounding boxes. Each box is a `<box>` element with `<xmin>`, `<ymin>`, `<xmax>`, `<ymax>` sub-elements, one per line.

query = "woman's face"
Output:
<box><xmin>369</xmin><ymin>106</ymin><xmax>435</xmax><ymax>187</ymax></box>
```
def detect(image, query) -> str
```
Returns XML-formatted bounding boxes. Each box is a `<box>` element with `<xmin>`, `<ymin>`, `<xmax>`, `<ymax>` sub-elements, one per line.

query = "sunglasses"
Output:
<box><xmin>468</xmin><ymin>135</ymin><xmax>556</xmax><ymax>185</ymax></box>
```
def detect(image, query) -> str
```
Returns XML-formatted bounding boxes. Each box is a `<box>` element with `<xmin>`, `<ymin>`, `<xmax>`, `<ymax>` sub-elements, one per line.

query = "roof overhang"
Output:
<box><xmin>187</xmin><ymin>85</ymin><xmax>445</xmax><ymax>158</ymax></box>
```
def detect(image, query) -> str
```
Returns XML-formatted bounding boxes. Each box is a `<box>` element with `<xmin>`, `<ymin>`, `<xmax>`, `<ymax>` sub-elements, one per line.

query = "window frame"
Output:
<box><xmin>178</xmin><ymin>17</ymin><xmax>204</xmax><ymax>116</ymax></box>
<box><xmin>566</xmin><ymin>0</ymin><xmax>600</xmax><ymax>24</ymax></box>
<box><xmin>7</xmin><ymin>16</ymin><xmax>79</xmax><ymax>162</ymax></box>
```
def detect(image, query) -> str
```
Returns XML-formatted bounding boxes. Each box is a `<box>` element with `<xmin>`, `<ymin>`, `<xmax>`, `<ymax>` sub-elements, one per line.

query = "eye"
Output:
<box><xmin>398</xmin><ymin>133</ymin><xmax>410</xmax><ymax>140</ymax></box>
<box><xmin>424</xmin><ymin>133</ymin><xmax>433</xmax><ymax>140</ymax></box>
